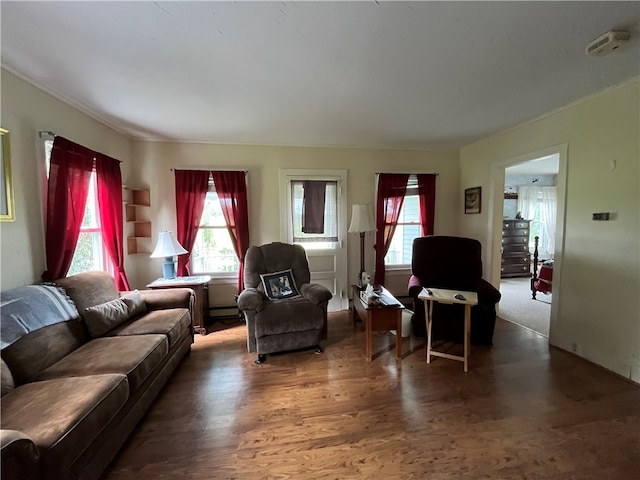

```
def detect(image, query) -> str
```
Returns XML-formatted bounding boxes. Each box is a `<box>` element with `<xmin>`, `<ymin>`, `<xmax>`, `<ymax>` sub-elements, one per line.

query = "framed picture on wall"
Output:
<box><xmin>464</xmin><ymin>186</ymin><xmax>481</xmax><ymax>214</ymax></box>
<box><xmin>0</xmin><ymin>128</ymin><xmax>15</xmax><ymax>222</ymax></box>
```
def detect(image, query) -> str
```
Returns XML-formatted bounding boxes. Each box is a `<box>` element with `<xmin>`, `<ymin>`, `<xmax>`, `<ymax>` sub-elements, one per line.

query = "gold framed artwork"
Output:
<box><xmin>1</xmin><ymin>128</ymin><xmax>15</xmax><ymax>221</ymax></box>
<box><xmin>464</xmin><ymin>186</ymin><xmax>481</xmax><ymax>214</ymax></box>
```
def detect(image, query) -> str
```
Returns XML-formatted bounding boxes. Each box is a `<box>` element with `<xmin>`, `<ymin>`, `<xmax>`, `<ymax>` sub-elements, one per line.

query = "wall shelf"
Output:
<box><xmin>125</xmin><ymin>188</ymin><xmax>151</xmax><ymax>254</ymax></box>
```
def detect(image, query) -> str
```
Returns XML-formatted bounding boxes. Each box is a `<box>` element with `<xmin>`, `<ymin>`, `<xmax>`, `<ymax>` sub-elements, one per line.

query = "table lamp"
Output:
<box><xmin>348</xmin><ymin>204</ymin><xmax>376</xmax><ymax>288</ymax></box>
<box><xmin>150</xmin><ymin>231</ymin><xmax>188</xmax><ymax>279</ymax></box>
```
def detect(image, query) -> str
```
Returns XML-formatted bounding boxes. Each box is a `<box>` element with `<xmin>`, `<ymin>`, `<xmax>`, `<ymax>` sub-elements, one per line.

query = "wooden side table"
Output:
<box><xmin>418</xmin><ymin>287</ymin><xmax>478</xmax><ymax>372</ymax></box>
<box><xmin>351</xmin><ymin>285</ymin><xmax>404</xmax><ymax>361</ymax></box>
<box><xmin>147</xmin><ymin>275</ymin><xmax>211</xmax><ymax>335</ymax></box>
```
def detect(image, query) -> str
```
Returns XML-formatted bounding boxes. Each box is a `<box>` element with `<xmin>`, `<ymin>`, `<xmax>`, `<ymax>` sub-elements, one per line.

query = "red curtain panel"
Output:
<box><xmin>211</xmin><ymin>171</ymin><xmax>250</xmax><ymax>293</ymax></box>
<box><xmin>417</xmin><ymin>173</ymin><xmax>436</xmax><ymax>236</ymax></box>
<box><xmin>174</xmin><ymin>170</ymin><xmax>210</xmax><ymax>276</ymax></box>
<box><xmin>42</xmin><ymin>137</ymin><xmax>94</xmax><ymax>282</ymax></box>
<box><xmin>96</xmin><ymin>154</ymin><xmax>130</xmax><ymax>290</ymax></box>
<box><xmin>374</xmin><ymin>173</ymin><xmax>409</xmax><ymax>285</ymax></box>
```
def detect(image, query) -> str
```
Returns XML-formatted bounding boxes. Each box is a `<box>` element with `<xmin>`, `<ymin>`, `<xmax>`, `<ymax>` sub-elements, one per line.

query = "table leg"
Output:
<box><xmin>464</xmin><ymin>304</ymin><xmax>471</xmax><ymax>372</ymax></box>
<box><xmin>395</xmin><ymin>310</ymin><xmax>402</xmax><ymax>359</ymax></box>
<box><xmin>366</xmin><ymin>315</ymin><xmax>372</xmax><ymax>361</ymax></box>
<box><xmin>425</xmin><ymin>300</ymin><xmax>433</xmax><ymax>364</ymax></box>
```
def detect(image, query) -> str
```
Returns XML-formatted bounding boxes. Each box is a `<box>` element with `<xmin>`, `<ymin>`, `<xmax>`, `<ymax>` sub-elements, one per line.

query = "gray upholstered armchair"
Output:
<box><xmin>237</xmin><ymin>242</ymin><xmax>332</xmax><ymax>364</ymax></box>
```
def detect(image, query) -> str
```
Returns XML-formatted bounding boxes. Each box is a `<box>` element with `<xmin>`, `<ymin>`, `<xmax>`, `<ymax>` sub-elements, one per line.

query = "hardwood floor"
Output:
<box><xmin>103</xmin><ymin>311</ymin><xmax>640</xmax><ymax>479</ymax></box>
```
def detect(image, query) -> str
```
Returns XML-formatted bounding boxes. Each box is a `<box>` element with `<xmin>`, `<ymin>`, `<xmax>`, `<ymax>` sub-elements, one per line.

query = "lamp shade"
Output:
<box><xmin>348</xmin><ymin>204</ymin><xmax>376</xmax><ymax>233</ymax></box>
<box><xmin>150</xmin><ymin>231</ymin><xmax>188</xmax><ymax>258</ymax></box>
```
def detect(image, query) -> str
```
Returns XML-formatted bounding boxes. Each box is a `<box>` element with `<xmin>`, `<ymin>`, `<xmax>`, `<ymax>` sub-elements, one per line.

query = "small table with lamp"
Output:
<box><xmin>148</xmin><ymin>231</ymin><xmax>210</xmax><ymax>334</ymax></box>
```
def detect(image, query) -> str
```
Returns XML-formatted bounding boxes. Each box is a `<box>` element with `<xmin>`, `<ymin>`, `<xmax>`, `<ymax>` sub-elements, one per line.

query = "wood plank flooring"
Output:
<box><xmin>103</xmin><ymin>311</ymin><xmax>640</xmax><ymax>479</ymax></box>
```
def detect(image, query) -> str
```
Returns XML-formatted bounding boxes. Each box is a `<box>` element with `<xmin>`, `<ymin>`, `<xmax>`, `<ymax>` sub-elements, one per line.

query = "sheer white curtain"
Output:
<box><xmin>518</xmin><ymin>185</ymin><xmax>557</xmax><ymax>257</ymax></box>
<box><xmin>517</xmin><ymin>186</ymin><xmax>538</xmax><ymax>221</ymax></box>
<box><xmin>539</xmin><ymin>187</ymin><xmax>557</xmax><ymax>255</ymax></box>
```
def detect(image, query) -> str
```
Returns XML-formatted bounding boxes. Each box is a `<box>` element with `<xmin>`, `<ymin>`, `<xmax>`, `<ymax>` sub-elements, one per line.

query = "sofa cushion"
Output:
<box><xmin>254</xmin><ymin>297</ymin><xmax>324</xmax><ymax>337</ymax></box>
<box><xmin>84</xmin><ymin>290</ymin><xmax>151</xmax><ymax>338</ymax></box>
<box><xmin>106</xmin><ymin>308</ymin><xmax>191</xmax><ymax>348</ymax></box>
<box><xmin>83</xmin><ymin>298</ymin><xmax>131</xmax><ymax>338</ymax></box>
<box><xmin>1</xmin><ymin>374</ymin><xmax>128</xmax><ymax>471</ymax></box>
<box><xmin>1</xmin><ymin>320</ymin><xmax>88</xmax><ymax>386</ymax></box>
<box><xmin>36</xmin><ymin>335</ymin><xmax>168</xmax><ymax>393</ymax></box>
<box><xmin>120</xmin><ymin>290</ymin><xmax>147</xmax><ymax>317</ymax></box>
<box><xmin>55</xmin><ymin>271</ymin><xmax>119</xmax><ymax>314</ymax></box>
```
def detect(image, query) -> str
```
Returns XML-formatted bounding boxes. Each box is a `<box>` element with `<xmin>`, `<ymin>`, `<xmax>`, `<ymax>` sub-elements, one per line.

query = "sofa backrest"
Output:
<box><xmin>54</xmin><ymin>271</ymin><xmax>120</xmax><ymax>314</ymax></box>
<box><xmin>0</xmin><ymin>284</ymin><xmax>86</xmax><ymax>388</ymax></box>
<box><xmin>244</xmin><ymin>242</ymin><xmax>311</xmax><ymax>291</ymax></box>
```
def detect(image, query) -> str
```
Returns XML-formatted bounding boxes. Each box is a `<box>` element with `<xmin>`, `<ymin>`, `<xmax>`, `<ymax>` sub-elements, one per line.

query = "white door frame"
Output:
<box><xmin>279</xmin><ymin>169</ymin><xmax>349</xmax><ymax>311</ymax></box>
<box><xmin>489</xmin><ymin>143</ymin><xmax>568</xmax><ymax>343</ymax></box>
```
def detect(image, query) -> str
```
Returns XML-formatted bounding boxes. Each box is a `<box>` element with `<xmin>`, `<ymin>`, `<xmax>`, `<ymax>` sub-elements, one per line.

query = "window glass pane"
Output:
<box><xmin>199</xmin><ymin>191</ymin><xmax>227</xmax><ymax>227</ymax></box>
<box><xmin>384</xmin><ymin>175</ymin><xmax>421</xmax><ymax>265</ymax></box>
<box><xmin>192</xmin><ymin>190</ymin><xmax>239</xmax><ymax>274</ymax></box>
<box><xmin>191</xmin><ymin>227</ymin><xmax>239</xmax><ymax>273</ymax></box>
<box><xmin>68</xmin><ymin>232</ymin><xmax>103</xmax><ymax>276</ymax></box>
<box><xmin>81</xmin><ymin>172</ymin><xmax>99</xmax><ymax>228</ymax></box>
<box><xmin>290</xmin><ymin>180</ymin><xmax>338</xmax><ymax>247</ymax></box>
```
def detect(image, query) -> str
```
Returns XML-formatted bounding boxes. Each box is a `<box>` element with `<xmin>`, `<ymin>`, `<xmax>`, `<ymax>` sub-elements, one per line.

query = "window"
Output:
<box><xmin>290</xmin><ymin>180</ymin><xmax>338</xmax><ymax>250</ymax></box>
<box><xmin>385</xmin><ymin>175</ymin><xmax>420</xmax><ymax>266</ymax></box>
<box><xmin>44</xmin><ymin>139</ymin><xmax>109</xmax><ymax>276</ymax></box>
<box><xmin>191</xmin><ymin>182</ymin><xmax>239</xmax><ymax>274</ymax></box>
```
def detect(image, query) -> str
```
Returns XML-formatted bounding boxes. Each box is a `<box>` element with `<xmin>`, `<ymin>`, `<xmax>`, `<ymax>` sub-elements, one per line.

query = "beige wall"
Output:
<box><xmin>128</xmin><ymin>140</ymin><xmax>461</xmax><ymax>301</ymax></box>
<box><xmin>460</xmin><ymin>78</ymin><xmax>640</xmax><ymax>382</ymax></box>
<box><xmin>0</xmin><ymin>70</ymin><xmax>460</xmax><ymax>302</ymax></box>
<box><xmin>0</xmin><ymin>70</ymin><xmax>132</xmax><ymax>289</ymax></box>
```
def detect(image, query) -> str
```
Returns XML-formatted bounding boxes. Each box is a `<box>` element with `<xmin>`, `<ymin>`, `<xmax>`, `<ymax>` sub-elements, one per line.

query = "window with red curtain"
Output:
<box><xmin>374</xmin><ymin>173</ymin><xmax>409</xmax><ymax>285</ymax></box>
<box><xmin>175</xmin><ymin>170</ymin><xmax>250</xmax><ymax>292</ymax></box>
<box><xmin>42</xmin><ymin>137</ymin><xmax>130</xmax><ymax>285</ymax></box>
<box><xmin>374</xmin><ymin>173</ymin><xmax>436</xmax><ymax>285</ymax></box>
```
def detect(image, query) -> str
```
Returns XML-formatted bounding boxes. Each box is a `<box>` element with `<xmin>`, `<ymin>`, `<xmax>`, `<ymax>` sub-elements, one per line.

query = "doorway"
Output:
<box><xmin>498</xmin><ymin>154</ymin><xmax>559</xmax><ymax>337</ymax></box>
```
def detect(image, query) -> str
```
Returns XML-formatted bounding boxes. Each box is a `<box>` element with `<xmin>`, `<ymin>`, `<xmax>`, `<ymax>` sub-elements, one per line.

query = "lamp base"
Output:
<box><xmin>162</xmin><ymin>257</ymin><xmax>177</xmax><ymax>279</ymax></box>
<box><xmin>357</xmin><ymin>271</ymin><xmax>371</xmax><ymax>289</ymax></box>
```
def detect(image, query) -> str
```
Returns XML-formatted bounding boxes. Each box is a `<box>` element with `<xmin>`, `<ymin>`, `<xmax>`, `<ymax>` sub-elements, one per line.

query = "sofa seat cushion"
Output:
<box><xmin>254</xmin><ymin>297</ymin><xmax>324</xmax><ymax>338</ymax></box>
<box><xmin>36</xmin><ymin>335</ymin><xmax>168</xmax><ymax>393</ymax></box>
<box><xmin>1</xmin><ymin>374</ymin><xmax>128</xmax><ymax>467</ymax></box>
<box><xmin>106</xmin><ymin>308</ymin><xmax>191</xmax><ymax>348</ymax></box>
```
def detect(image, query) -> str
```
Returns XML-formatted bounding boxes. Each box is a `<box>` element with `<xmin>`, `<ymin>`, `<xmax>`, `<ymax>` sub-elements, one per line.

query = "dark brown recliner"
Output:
<box><xmin>407</xmin><ymin>236</ymin><xmax>501</xmax><ymax>345</ymax></box>
<box><xmin>237</xmin><ymin>242</ymin><xmax>332</xmax><ymax>364</ymax></box>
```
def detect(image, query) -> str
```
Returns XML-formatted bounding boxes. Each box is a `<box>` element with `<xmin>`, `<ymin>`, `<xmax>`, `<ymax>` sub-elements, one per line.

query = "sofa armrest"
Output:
<box><xmin>135</xmin><ymin>288</ymin><xmax>194</xmax><ymax>311</ymax></box>
<box><xmin>1</xmin><ymin>429</ymin><xmax>39</xmax><ymax>479</ymax></box>
<box><xmin>408</xmin><ymin>275</ymin><xmax>424</xmax><ymax>298</ymax></box>
<box><xmin>300</xmin><ymin>283</ymin><xmax>332</xmax><ymax>306</ymax></box>
<box><xmin>237</xmin><ymin>288</ymin><xmax>265</xmax><ymax>312</ymax></box>
<box><xmin>476</xmin><ymin>279</ymin><xmax>501</xmax><ymax>305</ymax></box>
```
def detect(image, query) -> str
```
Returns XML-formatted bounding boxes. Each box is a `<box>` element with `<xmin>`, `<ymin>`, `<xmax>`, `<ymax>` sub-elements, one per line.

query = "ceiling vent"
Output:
<box><xmin>586</xmin><ymin>30</ymin><xmax>631</xmax><ymax>56</ymax></box>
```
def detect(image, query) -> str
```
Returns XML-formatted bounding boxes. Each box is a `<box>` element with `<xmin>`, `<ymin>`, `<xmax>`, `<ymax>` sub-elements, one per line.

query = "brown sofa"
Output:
<box><xmin>0</xmin><ymin>271</ymin><xmax>194</xmax><ymax>480</ymax></box>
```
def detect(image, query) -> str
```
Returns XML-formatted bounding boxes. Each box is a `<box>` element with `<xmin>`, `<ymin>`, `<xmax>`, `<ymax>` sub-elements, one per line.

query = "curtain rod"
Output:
<box><xmin>170</xmin><ymin>167</ymin><xmax>248</xmax><ymax>172</ymax></box>
<box><xmin>375</xmin><ymin>172</ymin><xmax>439</xmax><ymax>176</ymax></box>
<box><xmin>37</xmin><ymin>131</ymin><xmax>122</xmax><ymax>163</ymax></box>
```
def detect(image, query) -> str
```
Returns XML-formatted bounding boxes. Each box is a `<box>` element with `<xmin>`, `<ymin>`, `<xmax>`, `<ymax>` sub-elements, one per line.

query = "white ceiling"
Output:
<box><xmin>506</xmin><ymin>154</ymin><xmax>559</xmax><ymax>176</ymax></box>
<box><xmin>1</xmin><ymin>1</ymin><xmax>639</xmax><ymax>149</ymax></box>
